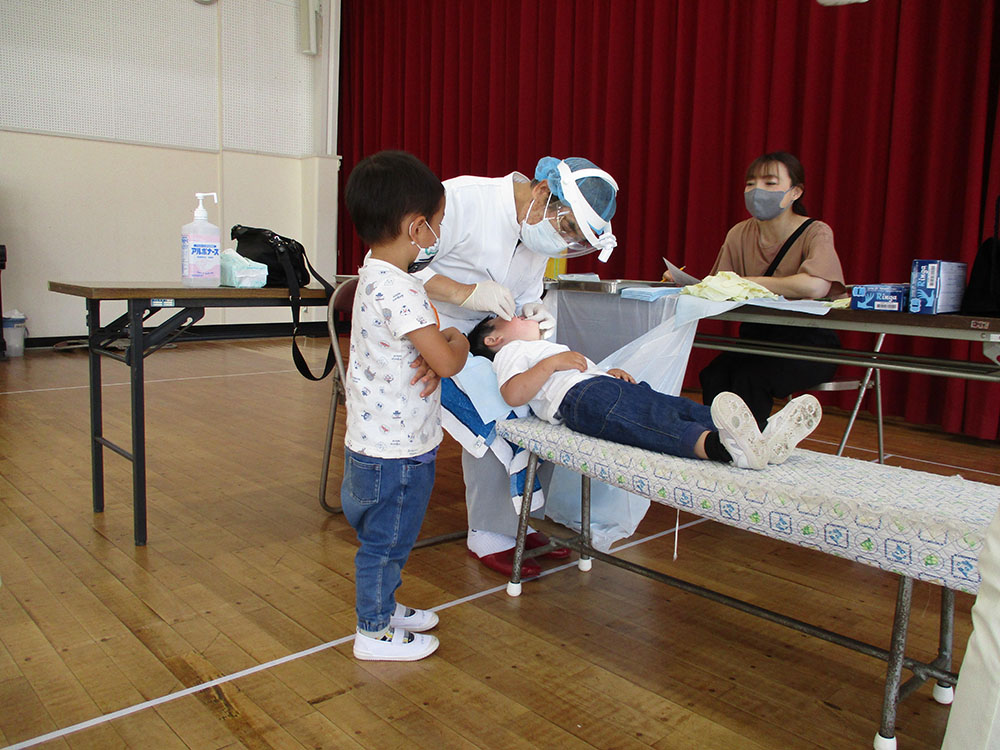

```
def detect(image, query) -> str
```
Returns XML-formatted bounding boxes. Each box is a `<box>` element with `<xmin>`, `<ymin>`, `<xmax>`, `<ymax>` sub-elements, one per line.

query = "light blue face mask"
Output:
<box><xmin>745</xmin><ymin>188</ymin><xmax>791</xmax><ymax>221</ymax></box>
<box><xmin>407</xmin><ymin>221</ymin><xmax>441</xmax><ymax>273</ymax></box>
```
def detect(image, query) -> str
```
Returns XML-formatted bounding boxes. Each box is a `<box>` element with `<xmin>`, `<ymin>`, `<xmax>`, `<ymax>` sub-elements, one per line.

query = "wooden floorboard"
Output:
<box><xmin>0</xmin><ymin>338</ymin><xmax>995</xmax><ymax>748</ymax></box>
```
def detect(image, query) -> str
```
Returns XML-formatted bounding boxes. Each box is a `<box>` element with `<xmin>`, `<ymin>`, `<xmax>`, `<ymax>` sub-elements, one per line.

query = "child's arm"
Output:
<box><xmin>406</xmin><ymin>325</ymin><xmax>469</xmax><ymax>379</ymax></box>
<box><xmin>500</xmin><ymin>351</ymin><xmax>588</xmax><ymax>407</ymax></box>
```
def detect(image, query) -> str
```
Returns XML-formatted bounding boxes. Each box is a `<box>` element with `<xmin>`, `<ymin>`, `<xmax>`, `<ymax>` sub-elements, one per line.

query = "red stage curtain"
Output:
<box><xmin>338</xmin><ymin>0</ymin><xmax>1000</xmax><ymax>441</ymax></box>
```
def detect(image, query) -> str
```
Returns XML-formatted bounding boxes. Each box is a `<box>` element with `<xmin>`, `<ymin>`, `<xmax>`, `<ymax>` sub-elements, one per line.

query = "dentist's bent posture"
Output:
<box><xmin>415</xmin><ymin>156</ymin><xmax>619</xmax><ymax>578</ymax></box>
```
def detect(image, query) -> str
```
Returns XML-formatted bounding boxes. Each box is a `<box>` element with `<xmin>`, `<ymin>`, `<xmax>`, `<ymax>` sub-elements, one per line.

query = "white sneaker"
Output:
<box><xmin>710</xmin><ymin>392</ymin><xmax>769</xmax><ymax>470</ymax></box>
<box><xmin>764</xmin><ymin>394</ymin><xmax>822</xmax><ymax>464</ymax></box>
<box><xmin>353</xmin><ymin>627</ymin><xmax>439</xmax><ymax>662</ymax></box>
<box><xmin>389</xmin><ymin>603</ymin><xmax>439</xmax><ymax>632</ymax></box>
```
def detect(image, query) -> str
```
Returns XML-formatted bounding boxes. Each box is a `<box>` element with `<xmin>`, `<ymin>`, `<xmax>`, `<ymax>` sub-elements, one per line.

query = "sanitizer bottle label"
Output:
<box><xmin>182</xmin><ymin>233</ymin><xmax>221</xmax><ymax>283</ymax></box>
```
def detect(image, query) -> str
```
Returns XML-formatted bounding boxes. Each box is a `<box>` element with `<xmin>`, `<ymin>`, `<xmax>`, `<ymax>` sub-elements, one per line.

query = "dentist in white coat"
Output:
<box><xmin>415</xmin><ymin>156</ymin><xmax>620</xmax><ymax>578</ymax></box>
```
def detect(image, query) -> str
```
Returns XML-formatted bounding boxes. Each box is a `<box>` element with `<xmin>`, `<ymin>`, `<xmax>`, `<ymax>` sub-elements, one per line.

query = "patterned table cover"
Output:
<box><xmin>497</xmin><ymin>417</ymin><xmax>1000</xmax><ymax>594</ymax></box>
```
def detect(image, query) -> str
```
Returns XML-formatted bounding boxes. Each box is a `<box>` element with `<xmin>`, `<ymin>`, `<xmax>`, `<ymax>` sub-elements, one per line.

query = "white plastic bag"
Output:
<box><xmin>544</xmin><ymin>465</ymin><xmax>650</xmax><ymax>552</ymax></box>
<box><xmin>542</xmin><ymin>307</ymin><xmax>699</xmax><ymax>549</ymax></box>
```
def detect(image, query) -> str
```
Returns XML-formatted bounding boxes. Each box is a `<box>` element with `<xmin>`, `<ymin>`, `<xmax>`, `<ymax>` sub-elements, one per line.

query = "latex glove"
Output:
<box><xmin>521</xmin><ymin>301</ymin><xmax>556</xmax><ymax>339</ymax></box>
<box><xmin>460</xmin><ymin>281</ymin><xmax>515</xmax><ymax>320</ymax></box>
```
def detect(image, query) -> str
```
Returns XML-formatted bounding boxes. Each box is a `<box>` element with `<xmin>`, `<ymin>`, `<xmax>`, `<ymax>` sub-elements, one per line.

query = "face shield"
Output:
<box><xmin>555</xmin><ymin>160</ymin><xmax>619</xmax><ymax>262</ymax></box>
<box><xmin>521</xmin><ymin>193</ymin><xmax>606</xmax><ymax>259</ymax></box>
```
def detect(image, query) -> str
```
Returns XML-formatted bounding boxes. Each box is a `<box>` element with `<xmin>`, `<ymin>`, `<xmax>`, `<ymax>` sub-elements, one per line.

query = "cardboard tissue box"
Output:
<box><xmin>850</xmin><ymin>283</ymin><xmax>909</xmax><ymax>312</ymax></box>
<box><xmin>909</xmin><ymin>260</ymin><xmax>967</xmax><ymax>314</ymax></box>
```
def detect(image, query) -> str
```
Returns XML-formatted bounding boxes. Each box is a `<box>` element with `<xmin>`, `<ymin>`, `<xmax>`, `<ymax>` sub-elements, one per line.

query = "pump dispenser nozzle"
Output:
<box><xmin>193</xmin><ymin>192</ymin><xmax>218</xmax><ymax>221</ymax></box>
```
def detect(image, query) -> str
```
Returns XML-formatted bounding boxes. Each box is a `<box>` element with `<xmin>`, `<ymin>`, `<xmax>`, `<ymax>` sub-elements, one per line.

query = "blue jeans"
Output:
<box><xmin>559</xmin><ymin>377</ymin><xmax>714</xmax><ymax>459</ymax></box>
<box><xmin>341</xmin><ymin>448</ymin><xmax>435</xmax><ymax>634</ymax></box>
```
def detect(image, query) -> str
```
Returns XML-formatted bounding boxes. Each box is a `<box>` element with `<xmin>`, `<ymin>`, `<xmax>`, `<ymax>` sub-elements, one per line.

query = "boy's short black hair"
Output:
<box><xmin>344</xmin><ymin>150</ymin><xmax>445</xmax><ymax>246</ymax></box>
<box><xmin>468</xmin><ymin>315</ymin><xmax>499</xmax><ymax>360</ymax></box>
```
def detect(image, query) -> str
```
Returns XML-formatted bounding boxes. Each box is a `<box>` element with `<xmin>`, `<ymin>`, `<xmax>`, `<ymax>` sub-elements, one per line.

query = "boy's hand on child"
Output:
<box><xmin>607</xmin><ymin>368</ymin><xmax>635</xmax><ymax>383</ymax></box>
<box><xmin>548</xmin><ymin>351</ymin><xmax>588</xmax><ymax>373</ymax></box>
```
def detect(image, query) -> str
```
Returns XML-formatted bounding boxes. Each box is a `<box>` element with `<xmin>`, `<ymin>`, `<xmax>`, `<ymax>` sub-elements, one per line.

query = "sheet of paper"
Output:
<box><xmin>662</xmin><ymin>257</ymin><xmax>701</xmax><ymax>286</ymax></box>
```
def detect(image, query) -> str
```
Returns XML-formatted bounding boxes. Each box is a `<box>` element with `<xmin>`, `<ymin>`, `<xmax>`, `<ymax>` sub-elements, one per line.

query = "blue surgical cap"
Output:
<box><xmin>534</xmin><ymin>156</ymin><xmax>618</xmax><ymax>222</ymax></box>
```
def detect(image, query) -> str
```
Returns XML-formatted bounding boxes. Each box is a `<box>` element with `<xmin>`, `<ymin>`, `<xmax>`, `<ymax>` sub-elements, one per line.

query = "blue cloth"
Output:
<box><xmin>441</xmin><ymin>377</ymin><xmax>543</xmax><ymax>508</ymax></box>
<box><xmin>619</xmin><ymin>286</ymin><xmax>683</xmax><ymax>301</ymax></box>
<box><xmin>452</xmin><ymin>355</ymin><xmax>513</xmax><ymax>425</ymax></box>
<box><xmin>441</xmin><ymin>377</ymin><xmax>498</xmax><ymax>446</ymax></box>
<box><xmin>559</xmin><ymin>377</ymin><xmax>714</xmax><ymax>460</ymax></box>
<box><xmin>341</xmin><ymin>448</ymin><xmax>435</xmax><ymax>634</ymax></box>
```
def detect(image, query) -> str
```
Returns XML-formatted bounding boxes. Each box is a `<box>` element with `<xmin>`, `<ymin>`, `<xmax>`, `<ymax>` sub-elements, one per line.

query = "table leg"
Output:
<box><xmin>876</xmin><ymin>575</ymin><xmax>913</xmax><ymax>749</ymax></box>
<box><xmin>86</xmin><ymin>299</ymin><xmax>105</xmax><ymax>513</ymax></box>
<box><xmin>128</xmin><ymin>300</ymin><xmax>147</xmax><ymax>546</ymax></box>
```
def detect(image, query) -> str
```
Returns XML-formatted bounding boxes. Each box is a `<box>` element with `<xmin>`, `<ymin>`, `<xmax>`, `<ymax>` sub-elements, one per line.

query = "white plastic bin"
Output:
<box><xmin>3</xmin><ymin>312</ymin><xmax>28</xmax><ymax>357</ymax></box>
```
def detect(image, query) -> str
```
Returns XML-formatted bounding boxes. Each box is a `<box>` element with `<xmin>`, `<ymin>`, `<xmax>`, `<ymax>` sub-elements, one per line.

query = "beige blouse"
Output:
<box><xmin>710</xmin><ymin>218</ymin><xmax>847</xmax><ymax>298</ymax></box>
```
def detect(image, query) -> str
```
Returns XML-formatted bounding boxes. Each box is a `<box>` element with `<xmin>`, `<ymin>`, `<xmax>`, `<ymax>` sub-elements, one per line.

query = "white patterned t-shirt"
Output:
<box><xmin>344</xmin><ymin>258</ymin><xmax>442</xmax><ymax>458</ymax></box>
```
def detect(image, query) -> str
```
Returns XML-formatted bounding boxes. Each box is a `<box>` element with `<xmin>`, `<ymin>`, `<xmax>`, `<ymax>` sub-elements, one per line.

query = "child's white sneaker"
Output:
<box><xmin>710</xmin><ymin>392</ymin><xmax>769</xmax><ymax>470</ymax></box>
<box><xmin>389</xmin><ymin>603</ymin><xmax>439</xmax><ymax>632</ymax></box>
<box><xmin>764</xmin><ymin>394</ymin><xmax>822</xmax><ymax>464</ymax></box>
<box><xmin>353</xmin><ymin>627</ymin><xmax>439</xmax><ymax>661</ymax></box>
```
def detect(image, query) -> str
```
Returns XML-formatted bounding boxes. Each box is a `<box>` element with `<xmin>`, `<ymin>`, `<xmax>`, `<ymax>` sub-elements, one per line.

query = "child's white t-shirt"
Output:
<box><xmin>344</xmin><ymin>258</ymin><xmax>441</xmax><ymax>458</ymax></box>
<box><xmin>492</xmin><ymin>339</ymin><xmax>605</xmax><ymax>424</ymax></box>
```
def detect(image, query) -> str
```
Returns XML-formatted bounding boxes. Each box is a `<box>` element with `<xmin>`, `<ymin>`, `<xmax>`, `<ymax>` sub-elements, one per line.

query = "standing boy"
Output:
<box><xmin>343</xmin><ymin>151</ymin><xmax>469</xmax><ymax>661</ymax></box>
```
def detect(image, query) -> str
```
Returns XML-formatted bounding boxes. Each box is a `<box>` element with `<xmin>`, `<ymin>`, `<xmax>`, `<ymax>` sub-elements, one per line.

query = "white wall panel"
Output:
<box><xmin>0</xmin><ymin>1</ymin><xmax>219</xmax><ymax>150</ymax></box>
<box><xmin>222</xmin><ymin>0</ymin><xmax>316</xmax><ymax>156</ymax></box>
<box><xmin>0</xmin><ymin>0</ymin><xmax>316</xmax><ymax>156</ymax></box>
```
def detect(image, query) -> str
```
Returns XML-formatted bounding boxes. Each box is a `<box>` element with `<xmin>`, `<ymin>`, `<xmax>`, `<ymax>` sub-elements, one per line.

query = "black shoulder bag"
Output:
<box><xmin>739</xmin><ymin>218</ymin><xmax>827</xmax><ymax>345</ymax></box>
<box><xmin>763</xmin><ymin>218</ymin><xmax>816</xmax><ymax>278</ymax></box>
<box><xmin>960</xmin><ymin>196</ymin><xmax>1000</xmax><ymax>316</ymax></box>
<box><xmin>230</xmin><ymin>224</ymin><xmax>337</xmax><ymax>381</ymax></box>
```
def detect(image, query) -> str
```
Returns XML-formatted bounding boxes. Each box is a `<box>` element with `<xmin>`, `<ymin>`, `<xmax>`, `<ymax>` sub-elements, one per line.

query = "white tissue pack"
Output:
<box><xmin>220</xmin><ymin>248</ymin><xmax>268</xmax><ymax>288</ymax></box>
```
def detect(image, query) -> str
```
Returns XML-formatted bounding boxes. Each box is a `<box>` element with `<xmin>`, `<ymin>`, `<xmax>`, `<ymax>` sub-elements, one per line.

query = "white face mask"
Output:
<box><xmin>407</xmin><ymin>220</ymin><xmax>441</xmax><ymax>273</ymax></box>
<box><xmin>520</xmin><ymin>212</ymin><xmax>570</xmax><ymax>258</ymax></box>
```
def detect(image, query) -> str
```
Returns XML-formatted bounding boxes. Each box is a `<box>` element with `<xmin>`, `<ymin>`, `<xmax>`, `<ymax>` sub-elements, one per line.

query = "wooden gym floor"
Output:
<box><xmin>0</xmin><ymin>337</ymin><xmax>997</xmax><ymax>749</ymax></box>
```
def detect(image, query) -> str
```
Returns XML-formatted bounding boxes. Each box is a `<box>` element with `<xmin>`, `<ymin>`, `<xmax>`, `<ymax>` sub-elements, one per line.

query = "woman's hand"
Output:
<box><xmin>606</xmin><ymin>368</ymin><xmax>635</xmax><ymax>383</ymax></box>
<box><xmin>410</xmin><ymin>355</ymin><xmax>442</xmax><ymax>397</ymax></box>
<box><xmin>660</xmin><ymin>269</ymin><xmax>674</xmax><ymax>283</ymax></box>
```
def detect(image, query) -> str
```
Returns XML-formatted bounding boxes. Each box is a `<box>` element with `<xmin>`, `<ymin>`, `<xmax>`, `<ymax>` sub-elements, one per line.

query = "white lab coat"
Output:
<box><xmin>416</xmin><ymin>171</ymin><xmax>551</xmax><ymax>537</ymax></box>
<box><xmin>417</xmin><ymin>172</ymin><xmax>549</xmax><ymax>334</ymax></box>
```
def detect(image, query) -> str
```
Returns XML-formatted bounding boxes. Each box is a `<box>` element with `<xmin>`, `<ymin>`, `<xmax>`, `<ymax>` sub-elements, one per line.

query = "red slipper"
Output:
<box><xmin>525</xmin><ymin>532</ymin><xmax>570</xmax><ymax>560</ymax></box>
<box><xmin>468</xmin><ymin>548</ymin><xmax>541</xmax><ymax>579</ymax></box>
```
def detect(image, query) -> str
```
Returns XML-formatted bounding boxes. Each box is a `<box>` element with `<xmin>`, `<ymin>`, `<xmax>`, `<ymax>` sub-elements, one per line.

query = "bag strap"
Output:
<box><xmin>275</xmin><ymin>243</ymin><xmax>338</xmax><ymax>381</ymax></box>
<box><xmin>991</xmin><ymin>195</ymin><xmax>1000</xmax><ymax>300</ymax></box>
<box><xmin>763</xmin><ymin>218</ymin><xmax>816</xmax><ymax>277</ymax></box>
<box><xmin>994</xmin><ymin>193</ymin><xmax>999</xmax><ymax>242</ymax></box>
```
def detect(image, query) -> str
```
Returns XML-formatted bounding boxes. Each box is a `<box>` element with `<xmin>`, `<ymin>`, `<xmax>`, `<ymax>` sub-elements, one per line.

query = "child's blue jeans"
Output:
<box><xmin>559</xmin><ymin>376</ymin><xmax>713</xmax><ymax>459</ymax></box>
<box><xmin>341</xmin><ymin>448</ymin><xmax>435</xmax><ymax>635</ymax></box>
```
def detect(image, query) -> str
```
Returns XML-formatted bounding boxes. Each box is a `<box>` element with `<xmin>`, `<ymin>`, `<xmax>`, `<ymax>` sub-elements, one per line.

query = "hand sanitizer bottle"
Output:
<box><xmin>181</xmin><ymin>192</ymin><xmax>221</xmax><ymax>287</ymax></box>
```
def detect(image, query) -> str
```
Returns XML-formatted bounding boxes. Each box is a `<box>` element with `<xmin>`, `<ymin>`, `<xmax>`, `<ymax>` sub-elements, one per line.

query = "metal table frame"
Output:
<box><xmin>700</xmin><ymin>304</ymin><xmax>1000</xmax><ymax>378</ymax></box>
<box><xmin>49</xmin><ymin>282</ymin><xmax>331</xmax><ymax>545</ymax></box>
<box><xmin>539</xmin><ymin>286</ymin><xmax>1000</xmax><ymax>746</ymax></box>
<box><xmin>509</xmin><ymin>457</ymin><xmax>958</xmax><ymax>749</ymax></box>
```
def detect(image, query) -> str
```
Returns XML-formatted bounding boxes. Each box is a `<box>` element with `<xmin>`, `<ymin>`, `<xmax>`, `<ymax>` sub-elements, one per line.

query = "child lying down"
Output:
<box><xmin>468</xmin><ymin>314</ymin><xmax>821</xmax><ymax>470</ymax></box>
